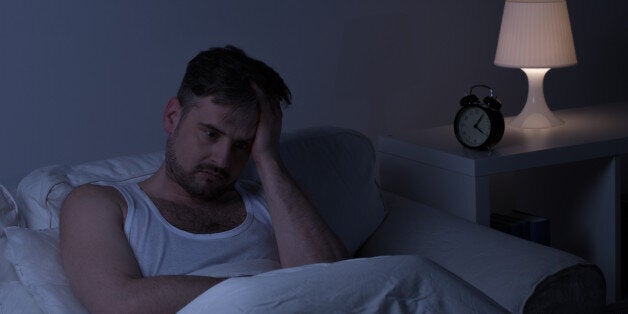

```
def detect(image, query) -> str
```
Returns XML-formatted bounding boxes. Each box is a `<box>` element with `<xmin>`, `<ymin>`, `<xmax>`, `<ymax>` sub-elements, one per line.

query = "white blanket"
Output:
<box><xmin>180</xmin><ymin>255</ymin><xmax>508</xmax><ymax>314</ymax></box>
<box><xmin>1</xmin><ymin>227</ymin><xmax>507</xmax><ymax>313</ymax></box>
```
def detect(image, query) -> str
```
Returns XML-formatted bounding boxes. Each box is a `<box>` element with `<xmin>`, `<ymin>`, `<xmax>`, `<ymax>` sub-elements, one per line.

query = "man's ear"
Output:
<box><xmin>163</xmin><ymin>97</ymin><xmax>183</xmax><ymax>134</ymax></box>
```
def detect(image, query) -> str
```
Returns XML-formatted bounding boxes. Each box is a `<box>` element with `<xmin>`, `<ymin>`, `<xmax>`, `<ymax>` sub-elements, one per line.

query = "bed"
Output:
<box><xmin>0</xmin><ymin>126</ymin><xmax>605</xmax><ymax>313</ymax></box>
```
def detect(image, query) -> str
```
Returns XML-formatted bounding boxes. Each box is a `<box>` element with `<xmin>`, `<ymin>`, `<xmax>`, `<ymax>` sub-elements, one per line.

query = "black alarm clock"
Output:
<box><xmin>454</xmin><ymin>85</ymin><xmax>505</xmax><ymax>150</ymax></box>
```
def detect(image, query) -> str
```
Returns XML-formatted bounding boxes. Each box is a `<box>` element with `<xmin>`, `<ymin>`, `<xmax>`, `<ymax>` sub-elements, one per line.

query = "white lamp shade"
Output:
<box><xmin>494</xmin><ymin>0</ymin><xmax>577</xmax><ymax>68</ymax></box>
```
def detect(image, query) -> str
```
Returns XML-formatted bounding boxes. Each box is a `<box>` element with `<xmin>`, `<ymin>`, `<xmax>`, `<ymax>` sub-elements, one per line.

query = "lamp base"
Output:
<box><xmin>509</xmin><ymin>68</ymin><xmax>564</xmax><ymax>129</ymax></box>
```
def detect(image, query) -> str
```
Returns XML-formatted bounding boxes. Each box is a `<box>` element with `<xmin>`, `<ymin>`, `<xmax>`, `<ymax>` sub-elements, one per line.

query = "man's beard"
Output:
<box><xmin>165</xmin><ymin>136</ymin><xmax>232</xmax><ymax>200</ymax></box>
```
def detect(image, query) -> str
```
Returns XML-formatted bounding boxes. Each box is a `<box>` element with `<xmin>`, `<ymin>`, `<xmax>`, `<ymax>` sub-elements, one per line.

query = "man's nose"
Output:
<box><xmin>210</xmin><ymin>141</ymin><xmax>232</xmax><ymax>169</ymax></box>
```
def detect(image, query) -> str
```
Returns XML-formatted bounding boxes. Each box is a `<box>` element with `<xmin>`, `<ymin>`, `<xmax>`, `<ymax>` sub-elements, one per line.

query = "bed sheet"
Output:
<box><xmin>0</xmin><ymin>234</ymin><xmax>17</xmax><ymax>282</ymax></box>
<box><xmin>3</xmin><ymin>226</ymin><xmax>509</xmax><ymax>313</ymax></box>
<box><xmin>180</xmin><ymin>255</ymin><xmax>509</xmax><ymax>314</ymax></box>
<box><xmin>0</xmin><ymin>281</ymin><xmax>42</xmax><ymax>314</ymax></box>
<box><xmin>0</xmin><ymin>233</ymin><xmax>41</xmax><ymax>314</ymax></box>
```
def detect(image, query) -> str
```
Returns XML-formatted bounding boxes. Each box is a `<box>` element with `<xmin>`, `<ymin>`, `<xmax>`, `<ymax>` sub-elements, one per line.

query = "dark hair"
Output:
<box><xmin>177</xmin><ymin>45</ymin><xmax>291</xmax><ymax>113</ymax></box>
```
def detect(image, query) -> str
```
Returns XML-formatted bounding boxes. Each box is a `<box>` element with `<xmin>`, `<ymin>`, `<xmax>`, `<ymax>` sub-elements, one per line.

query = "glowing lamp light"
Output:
<box><xmin>494</xmin><ymin>0</ymin><xmax>577</xmax><ymax>129</ymax></box>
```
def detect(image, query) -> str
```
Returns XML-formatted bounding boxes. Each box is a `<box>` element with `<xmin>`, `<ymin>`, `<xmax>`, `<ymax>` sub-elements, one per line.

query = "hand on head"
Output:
<box><xmin>251</xmin><ymin>83</ymin><xmax>283</xmax><ymax>163</ymax></box>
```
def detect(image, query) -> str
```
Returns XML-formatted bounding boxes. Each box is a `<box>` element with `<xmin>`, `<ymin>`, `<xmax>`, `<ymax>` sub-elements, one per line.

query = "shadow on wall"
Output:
<box><xmin>329</xmin><ymin>1</ymin><xmax>506</xmax><ymax>140</ymax></box>
<box><xmin>333</xmin><ymin>13</ymin><xmax>421</xmax><ymax>139</ymax></box>
<box><xmin>529</xmin><ymin>0</ymin><xmax>628</xmax><ymax>110</ymax></box>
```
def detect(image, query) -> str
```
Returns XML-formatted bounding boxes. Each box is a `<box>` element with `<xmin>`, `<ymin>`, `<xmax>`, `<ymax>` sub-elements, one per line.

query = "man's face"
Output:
<box><xmin>165</xmin><ymin>96</ymin><xmax>258</xmax><ymax>200</ymax></box>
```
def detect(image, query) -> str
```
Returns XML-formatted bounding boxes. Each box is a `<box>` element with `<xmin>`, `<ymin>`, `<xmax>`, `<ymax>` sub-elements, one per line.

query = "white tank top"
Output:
<box><xmin>111</xmin><ymin>180</ymin><xmax>280</xmax><ymax>277</ymax></box>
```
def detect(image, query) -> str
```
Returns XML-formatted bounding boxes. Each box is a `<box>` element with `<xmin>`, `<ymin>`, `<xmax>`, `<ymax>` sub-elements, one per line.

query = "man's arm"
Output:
<box><xmin>251</xmin><ymin>89</ymin><xmax>349</xmax><ymax>268</ymax></box>
<box><xmin>60</xmin><ymin>184</ymin><xmax>222</xmax><ymax>313</ymax></box>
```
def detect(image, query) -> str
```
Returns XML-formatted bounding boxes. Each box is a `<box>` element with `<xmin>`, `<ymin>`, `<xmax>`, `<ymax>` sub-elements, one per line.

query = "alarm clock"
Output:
<box><xmin>454</xmin><ymin>84</ymin><xmax>505</xmax><ymax>150</ymax></box>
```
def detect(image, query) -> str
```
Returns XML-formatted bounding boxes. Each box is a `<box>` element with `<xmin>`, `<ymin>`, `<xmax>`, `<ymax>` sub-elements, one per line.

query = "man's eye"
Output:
<box><xmin>234</xmin><ymin>142</ymin><xmax>250</xmax><ymax>151</ymax></box>
<box><xmin>206</xmin><ymin>131</ymin><xmax>219</xmax><ymax>139</ymax></box>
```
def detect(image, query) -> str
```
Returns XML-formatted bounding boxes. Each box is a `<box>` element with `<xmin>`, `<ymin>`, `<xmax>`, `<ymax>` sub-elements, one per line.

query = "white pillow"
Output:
<box><xmin>0</xmin><ymin>184</ymin><xmax>19</xmax><ymax>228</ymax></box>
<box><xmin>0</xmin><ymin>281</ymin><xmax>43</xmax><ymax>314</ymax></box>
<box><xmin>4</xmin><ymin>227</ymin><xmax>88</xmax><ymax>314</ymax></box>
<box><xmin>0</xmin><ymin>235</ymin><xmax>19</xmax><ymax>282</ymax></box>
<box><xmin>16</xmin><ymin>152</ymin><xmax>164</xmax><ymax>229</ymax></box>
<box><xmin>241</xmin><ymin>127</ymin><xmax>388</xmax><ymax>254</ymax></box>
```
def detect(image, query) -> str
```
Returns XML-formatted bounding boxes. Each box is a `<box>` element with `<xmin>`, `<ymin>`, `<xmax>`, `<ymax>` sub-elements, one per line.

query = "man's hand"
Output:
<box><xmin>249</xmin><ymin>84</ymin><xmax>349</xmax><ymax>268</ymax></box>
<box><xmin>251</xmin><ymin>84</ymin><xmax>282</xmax><ymax>164</ymax></box>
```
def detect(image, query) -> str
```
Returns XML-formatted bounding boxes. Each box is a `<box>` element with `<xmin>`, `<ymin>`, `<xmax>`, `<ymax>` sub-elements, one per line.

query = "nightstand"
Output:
<box><xmin>378</xmin><ymin>102</ymin><xmax>628</xmax><ymax>302</ymax></box>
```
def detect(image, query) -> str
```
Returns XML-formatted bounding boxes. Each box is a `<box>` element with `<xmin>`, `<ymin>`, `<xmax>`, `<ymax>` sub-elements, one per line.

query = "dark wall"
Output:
<box><xmin>0</xmin><ymin>0</ymin><xmax>626</xmax><ymax>188</ymax></box>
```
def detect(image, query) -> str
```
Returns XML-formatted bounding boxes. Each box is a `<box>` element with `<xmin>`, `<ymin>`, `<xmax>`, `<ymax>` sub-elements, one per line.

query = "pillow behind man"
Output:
<box><xmin>0</xmin><ymin>184</ymin><xmax>19</xmax><ymax>228</ymax></box>
<box><xmin>241</xmin><ymin>126</ymin><xmax>387</xmax><ymax>254</ymax></box>
<box><xmin>16</xmin><ymin>152</ymin><xmax>164</xmax><ymax>230</ymax></box>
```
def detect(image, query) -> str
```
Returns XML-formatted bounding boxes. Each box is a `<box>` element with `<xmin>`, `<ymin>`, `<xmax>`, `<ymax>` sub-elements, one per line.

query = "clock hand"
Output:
<box><xmin>472</xmin><ymin>115</ymin><xmax>487</xmax><ymax>135</ymax></box>
<box><xmin>473</xmin><ymin>115</ymin><xmax>484</xmax><ymax>128</ymax></box>
<box><xmin>475</xmin><ymin>126</ymin><xmax>487</xmax><ymax>135</ymax></box>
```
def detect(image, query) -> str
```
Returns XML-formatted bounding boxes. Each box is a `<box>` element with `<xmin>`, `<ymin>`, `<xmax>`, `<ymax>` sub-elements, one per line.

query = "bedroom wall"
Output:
<box><xmin>0</xmin><ymin>0</ymin><xmax>626</xmax><ymax>188</ymax></box>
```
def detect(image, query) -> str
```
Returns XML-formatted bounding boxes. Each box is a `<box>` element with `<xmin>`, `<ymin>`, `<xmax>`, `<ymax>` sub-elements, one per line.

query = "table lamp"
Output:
<box><xmin>494</xmin><ymin>0</ymin><xmax>577</xmax><ymax>129</ymax></box>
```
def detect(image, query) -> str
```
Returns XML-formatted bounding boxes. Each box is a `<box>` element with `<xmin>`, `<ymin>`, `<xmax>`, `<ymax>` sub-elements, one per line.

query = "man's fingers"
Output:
<box><xmin>252</xmin><ymin>83</ymin><xmax>282</xmax><ymax>122</ymax></box>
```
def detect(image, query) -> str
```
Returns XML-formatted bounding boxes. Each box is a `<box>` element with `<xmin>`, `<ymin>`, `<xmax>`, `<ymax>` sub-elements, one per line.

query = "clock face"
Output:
<box><xmin>456</xmin><ymin>107</ymin><xmax>491</xmax><ymax>147</ymax></box>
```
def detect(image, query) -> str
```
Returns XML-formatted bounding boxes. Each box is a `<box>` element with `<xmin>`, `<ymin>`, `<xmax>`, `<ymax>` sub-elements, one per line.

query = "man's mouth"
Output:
<box><xmin>200</xmin><ymin>171</ymin><xmax>220</xmax><ymax>178</ymax></box>
<box><xmin>196</xmin><ymin>167</ymin><xmax>228</xmax><ymax>180</ymax></box>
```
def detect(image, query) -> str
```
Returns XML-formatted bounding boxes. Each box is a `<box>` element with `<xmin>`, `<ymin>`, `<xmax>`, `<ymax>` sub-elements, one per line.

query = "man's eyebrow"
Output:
<box><xmin>198</xmin><ymin>123</ymin><xmax>225</xmax><ymax>135</ymax></box>
<box><xmin>198</xmin><ymin>123</ymin><xmax>255</xmax><ymax>142</ymax></box>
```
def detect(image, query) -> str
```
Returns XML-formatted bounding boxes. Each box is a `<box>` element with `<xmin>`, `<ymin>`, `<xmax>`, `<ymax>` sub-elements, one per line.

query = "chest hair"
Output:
<box><xmin>149</xmin><ymin>195</ymin><xmax>247</xmax><ymax>234</ymax></box>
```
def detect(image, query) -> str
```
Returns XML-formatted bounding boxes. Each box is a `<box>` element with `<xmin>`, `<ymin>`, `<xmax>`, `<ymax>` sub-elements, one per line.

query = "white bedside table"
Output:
<box><xmin>378</xmin><ymin>102</ymin><xmax>628</xmax><ymax>302</ymax></box>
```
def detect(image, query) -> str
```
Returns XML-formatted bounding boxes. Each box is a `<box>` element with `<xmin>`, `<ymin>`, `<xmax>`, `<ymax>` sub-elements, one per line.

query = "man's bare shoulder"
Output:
<box><xmin>65</xmin><ymin>184</ymin><xmax>124</xmax><ymax>204</ymax></box>
<box><xmin>62</xmin><ymin>184</ymin><xmax>126</xmax><ymax>219</ymax></box>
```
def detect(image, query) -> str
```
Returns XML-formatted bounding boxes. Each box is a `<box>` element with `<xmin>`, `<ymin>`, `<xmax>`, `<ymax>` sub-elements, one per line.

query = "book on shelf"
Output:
<box><xmin>490</xmin><ymin>210</ymin><xmax>550</xmax><ymax>246</ymax></box>
<box><xmin>490</xmin><ymin>213</ymin><xmax>529</xmax><ymax>240</ymax></box>
<box><xmin>621</xmin><ymin>193</ymin><xmax>626</xmax><ymax>297</ymax></box>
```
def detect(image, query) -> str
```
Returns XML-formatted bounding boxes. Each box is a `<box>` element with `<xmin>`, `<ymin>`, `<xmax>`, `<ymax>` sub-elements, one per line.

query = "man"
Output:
<box><xmin>60</xmin><ymin>46</ymin><xmax>349</xmax><ymax>313</ymax></box>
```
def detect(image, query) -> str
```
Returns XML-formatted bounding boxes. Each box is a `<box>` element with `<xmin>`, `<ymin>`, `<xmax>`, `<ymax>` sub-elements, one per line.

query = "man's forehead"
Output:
<box><xmin>188</xmin><ymin>100</ymin><xmax>258</xmax><ymax>139</ymax></box>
